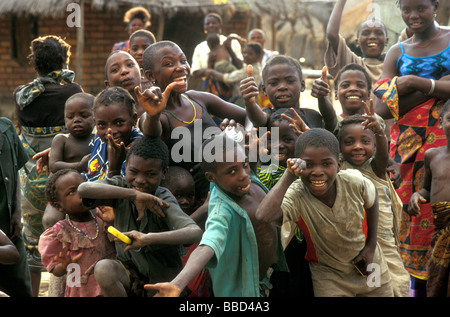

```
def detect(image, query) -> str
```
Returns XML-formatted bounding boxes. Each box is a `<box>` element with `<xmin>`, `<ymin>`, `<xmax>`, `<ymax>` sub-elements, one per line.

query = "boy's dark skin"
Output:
<box><xmin>144</xmin><ymin>144</ymin><xmax>279</xmax><ymax>297</ymax></box>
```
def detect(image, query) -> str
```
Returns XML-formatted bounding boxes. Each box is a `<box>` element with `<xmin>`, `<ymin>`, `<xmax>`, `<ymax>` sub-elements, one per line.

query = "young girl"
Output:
<box><xmin>136</xmin><ymin>40</ymin><xmax>250</xmax><ymax>201</ymax></box>
<box><xmin>83</xmin><ymin>86</ymin><xmax>142</xmax><ymax>182</ymax></box>
<box><xmin>338</xmin><ymin>104</ymin><xmax>410</xmax><ymax>297</ymax></box>
<box><xmin>240</xmin><ymin>55</ymin><xmax>324</xmax><ymax>130</ymax></box>
<box><xmin>104</xmin><ymin>51</ymin><xmax>145</xmax><ymax>118</ymax></box>
<box><xmin>373</xmin><ymin>0</ymin><xmax>450</xmax><ymax>295</ymax></box>
<box><xmin>39</xmin><ymin>169</ymin><xmax>116</xmax><ymax>297</ymax></box>
<box><xmin>128</xmin><ymin>29</ymin><xmax>156</xmax><ymax>92</ymax></box>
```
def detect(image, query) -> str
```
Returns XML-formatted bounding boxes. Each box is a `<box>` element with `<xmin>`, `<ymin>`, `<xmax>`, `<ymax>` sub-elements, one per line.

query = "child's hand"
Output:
<box><xmin>240</xmin><ymin>73</ymin><xmax>258</xmax><ymax>106</ymax></box>
<box><xmin>310</xmin><ymin>66</ymin><xmax>330</xmax><ymax>99</ymax></box>
<box><xmin>106</xmin><ymin>128</ymin><xmax>127</xmax><ymax>173</ymax></box>
<box><xmin>133</xmin><ymin>192</ymin><xmax>170</xmax><ymax>221</ymax></box>
<box><xmin>245</xmin><ymin>127</ymin><xmax>270</xmax><ymax>161</ymax></box>
<box><xmin>79</xmin><ymin>153</ymin><xmax>91</xmax><ymax>173</ymax></box>
<box><xmin>96</xmin><ymin>206</ymin><xmax>115</xmax><ymax>224</ymax></box>
<box><xmin>281</xmin><ymin>108</ymin><xmax>310</xmax><ymax>135</ymax></box>
<box><xmin>144</xmin><ymin>282</ymin><xmax>182</xmax><ymax>297</ymax></box>
<box><xmin>362</xmin><ymin>100</ymin><xmax>384</xmax><ymax>136</ymax></box>
<box><xmin>122</xmin><ymin>230</ymin><xmax>148</xmax><ymax>252</ymax></box>
<box><xmin>286</xmin><ymin>158</ymin><xmax>306</xmax><ymax>178</ymax></box>
<box><xmin>407</xmin><ymin>192</ymin><xmax>426</xmax><ymax>217</ymax></box>
<box><xmin>54</xmin><ymin>251</ymin><xmax>83</xmax><ymax>271</ymax></box>
<box><xmin>134</xmin><ymin>81</ymin><xmax>183</xmax><ymax>117</ymax></box>
<box><xmin>351</xmin><ymin>245</ymin><xmax>374</xmax><ymax>277</ymax></box>
<box><xmin>32</xmin><ymin>148</ymin><xmax>51</xmax><ymax>175</ymax></box>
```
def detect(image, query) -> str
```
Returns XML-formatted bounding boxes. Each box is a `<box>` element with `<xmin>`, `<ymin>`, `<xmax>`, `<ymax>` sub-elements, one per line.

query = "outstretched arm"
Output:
<box><xmin>326</xmin><ymin>0</ymin><xmax>347</xmax><ymax>55</ymax></box>
<box><xmin>144</xmin><ymin>245</ymin><xmax>215</xmax><ymax>297</ymax></box>
<box><xmin>311</xmin><ymin>66</ymin><xmax>337</xmax><ymax>132</ymax></box>
<box><xmin>240</xmin><ymin>65</ymin><xmax>269</xmax><ymax>127</ymax></box>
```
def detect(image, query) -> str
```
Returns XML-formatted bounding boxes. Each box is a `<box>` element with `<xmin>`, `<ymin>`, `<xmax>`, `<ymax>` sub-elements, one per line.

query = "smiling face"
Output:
<box><xmin>399</xmin><ymin>0</ymin><xmax>437</xmax><ymax>33</ymax></box>
<box><xmin>125</xmin><ymin>155</ymin><xmax>165</xmax><ymax>195</ymax></box>
<box><xmin>357</xmin><ymin>19</ymin><xmax>387</xmax><ymax>58</ymax></box>
<box><xmin>300</xmin><ymin>146</ymin><xmax>341</xmax><ymax>203</ymax></box>
<box><xmin>336</xmin><ymin>70</ymin><xmax>370</xmax><ymax>116</ymax></box>
<box><xmin>54</xmin><ymin>171</ymin><xmax>89</xmax><ymax>215</ymax></box>
<box><xmin>340</xmin><ymin>123</ymin><xmax>375</xmax><ymax>166</ymax></box>
<box><xmin>64</xmin><ymin>98</ymin><xmax>94</xmax><ymax>138</ymax></box>
<box><xmin>263</xmin><ymin>63</ymin><xmax>305</xmax><ymax>109</ymax></box>
<box><xmin>268</xmin><ymin>120</ymin><xmax>298</xmax><ymax>167</ymax></box>
<box><xmin>205</xmin><ymin>145</ymin><xmax>252</xmax><ymax>199</ymax></box>
<box><xmin>94</xmin><ymin>102</ymin><xmax>136</xmax><ymax>144</ymax></box>
<box><xmin>129</xmin><ymin>36</ymin><xmax>153</xmax><ymax>68</ymax></box>
<box><xmin>105</xmin><ymin>51</ymin><xmax>141</xmax><ymax>93</ymax></box>
<box><xmin>144</xmin><ymin>44</ymin><xmax>190</xmax><ymax>92</ymax></box>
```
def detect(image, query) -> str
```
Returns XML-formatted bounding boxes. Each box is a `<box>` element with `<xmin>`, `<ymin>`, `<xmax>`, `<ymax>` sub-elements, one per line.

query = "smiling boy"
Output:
<box><xmin>78</xmin><ymin>136</ymin><xmax>202</xmax><ymax>297</ymax></box>
<box><xmin>256</xmin><ymin>128</ymin><xmax>393</xmax><ymax>297</ymax></box>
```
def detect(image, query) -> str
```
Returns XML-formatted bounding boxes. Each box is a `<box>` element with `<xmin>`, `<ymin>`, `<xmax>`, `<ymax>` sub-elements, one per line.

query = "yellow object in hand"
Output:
<box><xmin>108</xmin><ymin>226</ymin><xmax>131</xmax><ymax>244</ymax></box>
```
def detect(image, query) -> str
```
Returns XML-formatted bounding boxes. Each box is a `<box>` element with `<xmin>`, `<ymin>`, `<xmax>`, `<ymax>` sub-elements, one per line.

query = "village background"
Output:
<box><xmin>0</xmin><ymin>0</ymin><xmax>448</xmax><ymax>297</ymax></box>
<box><xmin>0</xmin><ymin>0</ymin><xmax>449</xmax><ymax>122</ymax></box>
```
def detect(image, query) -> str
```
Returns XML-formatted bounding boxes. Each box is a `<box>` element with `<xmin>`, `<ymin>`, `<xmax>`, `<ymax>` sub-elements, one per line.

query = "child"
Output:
<box><xmin>407</xmin><ymin>100</ymin><xmax>450</xmax><ymax>297</ymax></box>
<box><xmin>14</xmin><ymin>35</ymin><xmax>83</xmax><ymax>295</ymax></box>
<box><xmin>145</xmin><ymin>133</ymin><xmax>287</xmax><ymax>297</ymax></box>
<box><xmin>0</xmin><ymin>117</ymin><xmax>32</xmax><ymax>297</ymax></box>
<box><xmin>206</xmin><ymin>32</ymin><xmax>237</xmax><ymax>74</ymax></box>
<box><xmin>39</xmin><ymin>169</ymin><xmax>116</xmax><ymax>297</ymax></box>
<box><xmin>83</xmin><ymin>86</ymin><xmax>142</xmax><ymax>182</ymax></box>
<box><xmin>104</xmin><ymin>50</ymin><xmax>145</xmax><ymax>118</ymax></box>
<box><xmin>325</xmin><ymin>0</ymin><xmax>388</xmax><ymax>88</ymax></box>
<box><xmin>204</xmin><ymin>42</ymin><xmax>263</xmax><ymax>107</ymax></box>
<box><xmin>77</xmin><ymin>136</ymin><xmax>203</xmax><ymax>297</ymax></box>
<box><xmin>338</xmin><ymin>107</ymin><xmax>410</xmax><ymax>297</ymax></box>
<box><xmin>312</xmin><ymin>63</ymin><xmax>385</xmax><ymax>134</ymax></box>
<box><xmin>240</xmin><ymin>55</ymin><xmax>324</xmax><ymax>129</ymax></box>
<box><xmin>136</xmin><ymin>40</ymin><xmax>250</xmax><ymax>201</ymax></box>
<box><xmin>49</xmin><ymin>92</ymin><xmax>95</xmax><ymax>174</ymax></box>
<box><xmin>256</xmin><ymin>128</ymin><xmax>394</xmax><ymax>297</ymax></box>
<box><xmin>160</xmin><ymin>166</ymin><xmax>213</xmax><ymax>297</ymax></box>
<box><xmin>128</xmin><ymin>29</ymin><xmax>156</xmax><ymax>92</ymax></box>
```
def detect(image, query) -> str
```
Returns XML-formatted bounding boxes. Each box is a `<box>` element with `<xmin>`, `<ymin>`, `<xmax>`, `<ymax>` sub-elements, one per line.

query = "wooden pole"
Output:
<box><xmin>76</xmin><ymin>0</ymin><xmax>84</xmax><ymax>85</ymax></box>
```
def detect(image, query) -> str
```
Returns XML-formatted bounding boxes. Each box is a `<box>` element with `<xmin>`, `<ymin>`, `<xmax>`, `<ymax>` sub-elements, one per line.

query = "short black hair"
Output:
<box><xmin>337</xmin><ymin>114</ymin><xmax>369</xmax><ymax>142</ymax></box>
<box><xmin>334</xmin><ymin>63</ymin><xmax>372</xmax><ymax>92</ymax></box>
<box><xmin>94</xmin><ymin>86</ymin><xmax>136</xmax><ymax>118</ymax></box>
<box><xmin>200</xmin><ymin>133</ymin><xmax>243</xmax><ymax>173</ymax></box>
<box><xmin>142</xmin><ymin>40</ymin><xmax>178</xmax><ymax>72</ymax></box>
<box><xmin>295</xmin><ymin>128</ymin><xmax>340</xmax><ymax>160</ymax></box>
<box><xmin>28</xmin><ymin>35</ymin><xmax>71</xmax><ymax>76</ymax></box>
<box><xmin>129</xmin><ymin>29</ymin><xmax>156</xmax><ymax>45</ymax></box>
<box><xmin>104</xmin><ymin>50</ymin><xmax>137</xmax><ymax>80</ymax></box>
<box><xmin>45</xmin><ymin>169</ymin><xmax>81</xmax><ymax>207</ymax></box>
<box><xmin>262</xmin><ymin>55</ymin><xmax>303</xmax><ymax>84</ymax></box>
<box><xmin>245</xmin><ymin>42</ymin><xmax>263</xmax><ymax>57</ymax></box>
<box><xmin>267</xmin><ymin>107</ymin><xmax>296</xmax><ymax>127</ymax></box>
<box><xmin>65</xmin><ymin>92</ymin><xmax>95</xmax><ymax>110</ymax></box>
<box><xmin>160</xmin><ymin>166</ymin><xmax>194</xmax><ymax>189</ymax></box>
<box><xmin>442</xmin><ymin>99</ymin><xmax>450</xmax><ymax>117</ymax></box>
<box><xmin>126</xmin><ymin>135</ymin><xmax>169</xmax><ymax>170</ymax></box>
<box><xmin>204</xmin><ymin>13</ymin><xmax>222</xmax><ymax>26</ymax></box>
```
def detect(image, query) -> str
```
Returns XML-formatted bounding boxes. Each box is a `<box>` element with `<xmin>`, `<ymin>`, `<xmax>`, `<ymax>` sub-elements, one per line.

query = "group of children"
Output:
<box><xmin>1</xmin><ymin>0</ymin><xmax>449</xmax><ymax>298</ymax></box>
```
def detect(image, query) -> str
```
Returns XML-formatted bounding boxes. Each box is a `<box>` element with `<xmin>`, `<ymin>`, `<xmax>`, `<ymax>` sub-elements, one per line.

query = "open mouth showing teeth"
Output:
<box><xmin>173</xmin><ymin>76</ymin><xmax>186</xmax><ymax>82</ymax></box>
<box><xmin>311</xmin><ymin>180</ymin><xmax>326</xmax><ymax>187</ymax></box>
<box><xmin>368</xmin><ymin>43</ymin><xmax>378</xmax><ymax>47</ymax></box>
<box><xmin>346</xmin><ymin>96</ymin><xmax>361</xmax><ymax>100</ymax></box>
<box><xmin>239</xmin><ymin>180</ymin><xmax>251</xmax><ymax>192</ymax></box>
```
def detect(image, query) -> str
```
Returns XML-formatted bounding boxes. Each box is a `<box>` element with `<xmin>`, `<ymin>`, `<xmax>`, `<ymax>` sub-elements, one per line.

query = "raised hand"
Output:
<box><xmin>54</xmin><ymin>250</ymin><xmax>83</xmax><ymax>271</ymax></box>
<box><xmin>134</xmin><ymin>81</ymin><xmax>184</xmax><ymax>117</ymax></box>
<box><xmin>362</xmin><ymin>99</ymin><xmax>384</xmax><ymax>135</ymax></box>
<box><xmin>247</xmin><ymin>64</ymin><xmax>256</xmax><ymax>103</ymax></box>
<box><xmin>311</xmin><ymin>66</ymin><xmax>330</xmax><ymax>98</ymax></box>
<box><xmin>286</xmin><ymin>158</ymin><xmax>307</xmax><ymax>178</ymax></box>
<box><xmin>240</xmin><ymin>66</ymin><xmax>258</xmax><ymax>106</ymax></box>
<box><xmin>281</xmin><ymin>108</ymin><xmax>310</xmax><ymax>135</ymax></box>
<box><xmin>133</xmin><ymin>192</ymin><xmax>170</xmax><ymax>221</ymax></box>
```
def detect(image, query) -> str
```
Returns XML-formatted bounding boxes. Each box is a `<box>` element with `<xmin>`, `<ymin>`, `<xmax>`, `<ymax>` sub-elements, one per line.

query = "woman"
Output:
<box><xmin>190</xmin><ymin>13</ymin><xmax>244</xmax><ymax>101</ymax></box>
<box><xmin>112</xmin><ymin>7</ymin><xmax>151</xmax><ymax>52</ymax></box>
<box><xmin>374</xmin><ymin>0</ymin><xmax>450</xmax><ymax>297</ymax></box>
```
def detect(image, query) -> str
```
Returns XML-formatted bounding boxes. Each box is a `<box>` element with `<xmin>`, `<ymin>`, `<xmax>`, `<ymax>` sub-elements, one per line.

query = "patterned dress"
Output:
<box><xmin>384</xmin><ymin>41</ymin><xmax>450</xmax><ymax>280</ymax></box>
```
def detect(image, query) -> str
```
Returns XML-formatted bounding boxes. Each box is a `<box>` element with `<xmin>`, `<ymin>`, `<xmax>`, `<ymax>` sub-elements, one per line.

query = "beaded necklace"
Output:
<box><xmin>163</xmin><ymin>94</ymin><xmax>197</xmax><ymax>124</ymax></box>
<box><xmin>66</xmin><ymin>210</ymin><xmax>99</xmax><ymax>240</ymax></box>
<box><xmin>412</xmin><ymin>27</ymin><xmax>441</xmax><ymax>48</ymax></box>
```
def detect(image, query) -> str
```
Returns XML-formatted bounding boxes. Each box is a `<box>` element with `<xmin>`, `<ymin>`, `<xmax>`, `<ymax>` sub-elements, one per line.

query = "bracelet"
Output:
<box><xmin>427</xmin><ymin>79</ymin><xmax>435</xmax><ymax>96</ymax></box>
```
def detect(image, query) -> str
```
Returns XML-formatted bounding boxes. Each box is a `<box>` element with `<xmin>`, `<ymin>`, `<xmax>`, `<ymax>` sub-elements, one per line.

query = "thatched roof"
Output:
<box><xmin>0</xmin><ymin>0</ymin><xmax>335</xmax><ymax>18</ymax></box>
